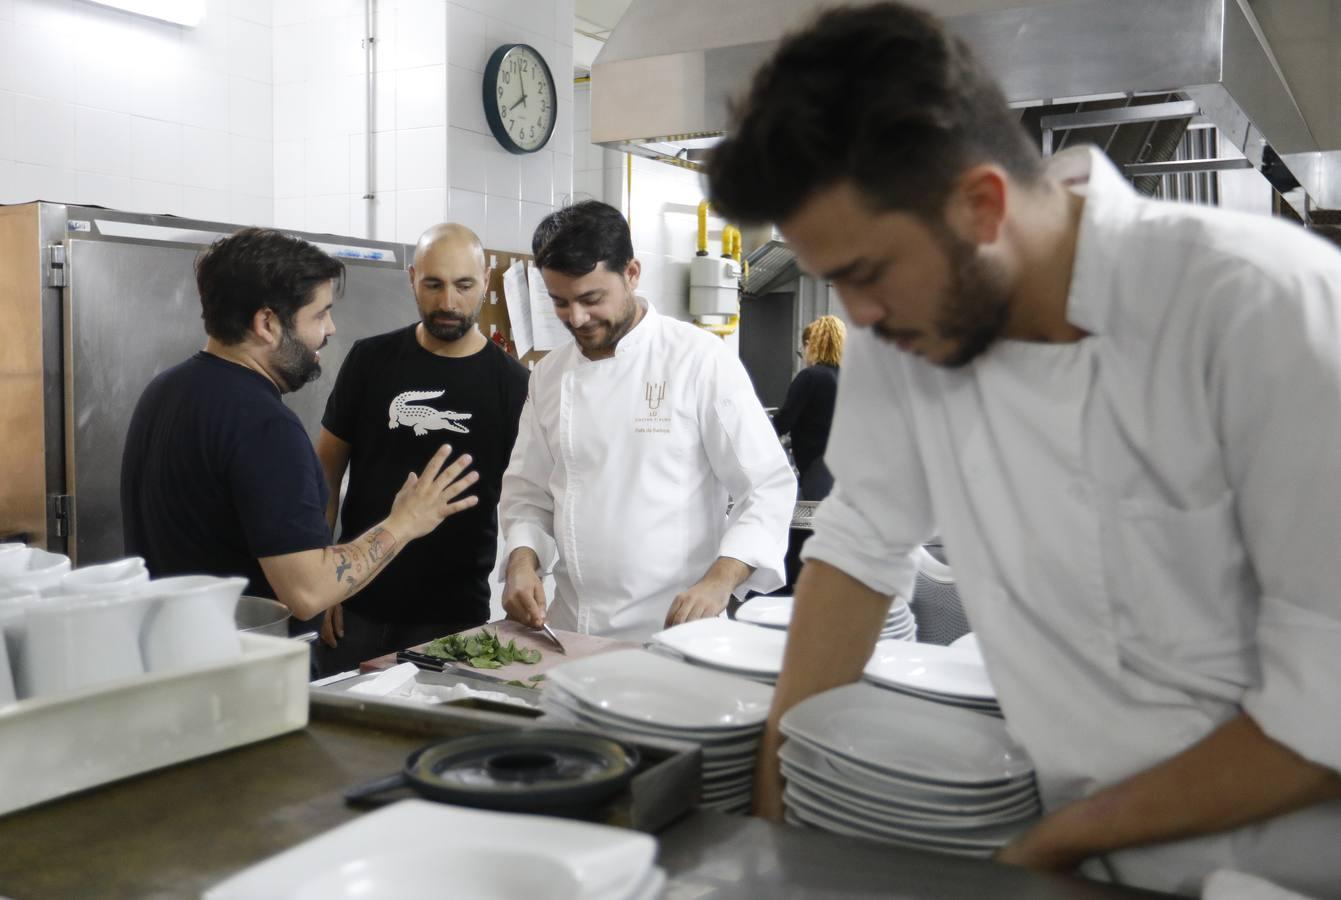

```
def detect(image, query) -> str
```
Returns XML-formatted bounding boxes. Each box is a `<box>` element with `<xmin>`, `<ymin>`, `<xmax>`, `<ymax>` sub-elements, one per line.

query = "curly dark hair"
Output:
<box><xmin>195</xmin><ymin>227</ymin><xmax>345</xmax><ymax>344</ymax></box>
<box><xmin>531</xmin><ymin>200</ymin><xmax>634</xmax><ymax>277</ymax></box>
<box><xmin>706</xmin><ymin>2</ymin><xmax>1043</xmax><ymax>225</ymax></box>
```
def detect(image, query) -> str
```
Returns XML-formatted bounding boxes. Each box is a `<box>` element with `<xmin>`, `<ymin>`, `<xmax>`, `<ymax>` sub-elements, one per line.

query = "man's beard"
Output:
<box><xmin>273</xmin><ymin>326</ymin><xmax>324</xmax><ymax>392</ymax></box>
<box><xmin>570</xmin><ymin>288</ymin><xmax>639</xmax><ymax>354</ymax></box>
<box><xmin>876</xmin><ymin>232</ymin><xmax>1011</xmax><ymax>369</ymax></box>
<box><xmin>423</xmin><ymin>309</ymin><xmax>476</xmax><ymax>343</ymax></box>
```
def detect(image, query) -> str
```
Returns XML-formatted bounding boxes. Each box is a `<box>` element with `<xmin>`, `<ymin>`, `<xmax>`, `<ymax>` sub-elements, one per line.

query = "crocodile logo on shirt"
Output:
<box><xmin>388</xmin><ymin>390</ymin><xmax>472</xmax><ymax>435</ymax></box>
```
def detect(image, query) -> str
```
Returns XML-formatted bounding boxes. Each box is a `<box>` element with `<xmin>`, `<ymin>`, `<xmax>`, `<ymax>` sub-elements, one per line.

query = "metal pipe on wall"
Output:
<box><xmin>363</xmin><ymin>0</ymin><xmax>377</xmax><ymax>239</ymax></box>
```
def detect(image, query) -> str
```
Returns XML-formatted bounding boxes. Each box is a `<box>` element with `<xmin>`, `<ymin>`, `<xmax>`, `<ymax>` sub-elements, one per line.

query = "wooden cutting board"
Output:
<box><xmin>360</xmin><ymin>618</ymin><xmax>640</xmax><ymax>682</ymax></box>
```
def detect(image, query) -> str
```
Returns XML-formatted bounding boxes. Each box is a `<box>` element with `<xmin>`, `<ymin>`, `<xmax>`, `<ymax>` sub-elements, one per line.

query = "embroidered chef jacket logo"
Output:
<box><xmin>388</xmin><ymin>390</ymin><xmax>472</xmax><ymax>435</ymax></box>
<box><xmin>634</xmin><ymin>380</ymin><xmax>671</xmax><ymax>434</ymax></box>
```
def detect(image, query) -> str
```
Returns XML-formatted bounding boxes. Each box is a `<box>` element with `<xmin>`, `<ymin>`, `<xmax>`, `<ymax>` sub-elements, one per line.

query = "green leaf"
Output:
<box><xmin>526</xmin><ymin>673</ymin><xmax>547</xmax><ymax>682</ymax></box>
<box><xmin>518</xmin><ymin>648</ymin><xmax>542</xmax><ymax>664</ymax></box>
<box><xmin>469</xmin><ymin>656</ymin><xmax>503</xmax><ymax>669</ymax></box>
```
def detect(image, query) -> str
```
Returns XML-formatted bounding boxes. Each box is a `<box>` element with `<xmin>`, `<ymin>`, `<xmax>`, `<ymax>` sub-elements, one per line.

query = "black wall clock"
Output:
<box><xmin>483</xmin><ymin>43</ymin><xmax>557</xmax><ymax>154</ymax></box>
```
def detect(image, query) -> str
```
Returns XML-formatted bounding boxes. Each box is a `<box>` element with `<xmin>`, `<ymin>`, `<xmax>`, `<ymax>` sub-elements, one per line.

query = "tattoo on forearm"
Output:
<box><xmin>328</xmin><ymin>526</ymin><xmax>401</xmax><ymax>599</ymax></box>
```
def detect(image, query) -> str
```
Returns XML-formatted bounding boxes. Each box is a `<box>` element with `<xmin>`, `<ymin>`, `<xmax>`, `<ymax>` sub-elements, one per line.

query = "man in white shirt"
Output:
<box><xmin>498</xmin><ymin>201</ymin><xmax>795</xmax><ymax>640</ymax></box>
<box><xmin>706</xmin><ymin>4</ymin><xmax>1341</xmax><ymax>897</ymax></box>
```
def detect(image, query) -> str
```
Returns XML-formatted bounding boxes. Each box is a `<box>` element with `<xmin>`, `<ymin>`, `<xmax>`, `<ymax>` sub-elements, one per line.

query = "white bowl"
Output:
<box><xmin>138</xmin><ymin>575</ymin><xmax>246</xmax><ymax>672</ymax></box>
<box><xmin>0</xmin><ymin>549</ymin><xmax>72</xmax><ymax>595</ymax></box>
<box><xmin>58</xmin><ymin>557</ymin><xmax>149</xmax><ymax>595</ymax></box>
<box><xmin>21</xmin><ymin>590</ymin><xmax>149</xmax><ymax>699</ymax></box>
<box><xmin>0</xmin><ymin>544</ymin><xmax>28</xmax><ymax>578</ymax></box>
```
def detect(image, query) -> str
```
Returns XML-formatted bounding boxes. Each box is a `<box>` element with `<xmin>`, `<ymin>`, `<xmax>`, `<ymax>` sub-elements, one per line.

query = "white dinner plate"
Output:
<box><xmin>735</xmin><ymin>595</ymin><xmax>913</xmax><ymax>630</ymax></box>
<box><xmin>784</xmin><ymin>790</ymin><xmax>998</xmax><ymax>858</ymax></box>
<box><xmin>780</xmin><ymin>683</ymin><xmax>1034</xmax><ymax>785</ymax></box>
<box><xmin>780</xmin><ymin>741</ymin><xmax>1037</xmax><ymax>816</ymax></box>
<box><xmin>782</xmin><ymin>766</ymin><xmax>1040</xmax><ymax>828</ymax></box>
<box><xmin>541</xmin><ymin>687</ymin><xmax>763</xmax><ymax>748</ymax></box>
<box><xmin>950</xmin><ymin>632</ymin><xmax>980</xmax><ymax>652</ymax></box>
<box><xmin>650</xmin><ymin>618</ymin><xmax>788</xmax><ymax>677</ymax></box>
<box><xmin>862</xmin><ymin>640</ymin><xmax>996</xmax><ymax>701</ymax></box>
<box><xmin>204</xmin><ymin>800</ymin><xmax>656</xmax><ymax>900</ymax></box>
<box><xmin>546</xmin><ymin>648</ymin><xmax>773</xmax><ymax>730</ymax></box>
<box><xmin>785</xmin><ymin>785</ymin><xmax>1027</xmax><ymax>850</ymax></box>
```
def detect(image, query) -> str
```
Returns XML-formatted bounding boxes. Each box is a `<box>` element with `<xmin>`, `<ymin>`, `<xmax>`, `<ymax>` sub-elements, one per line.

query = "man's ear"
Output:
<box><xmin>948</xmin><ymin>164</ymin><xmax>1008</xmax><ymax>246</ymax></box>
<box><xmin>625</xmin><ymin>257</ymin><xmax>641</xmax><ymax>292</ymax></box>
<box><xmin>251</xmin><ymin>307</ymin><xmax>282</xmax><ymax>348</ymax></box>
<box><xmin>407</xmin><ymin>264</ymin><xmax>417</xmax><ymax>293</ymax></box>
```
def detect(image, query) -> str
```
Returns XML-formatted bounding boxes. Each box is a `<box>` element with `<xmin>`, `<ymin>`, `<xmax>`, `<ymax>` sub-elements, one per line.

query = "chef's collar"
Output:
<box><xmin>1051</xmin><ymin>145</ymin><xmax>1141</xmax><ymax>338</ymax></box>
<box><xmin>607</xmin><ymin>295</ymin><xmax>658</xmax><ymax>358</ymax></box>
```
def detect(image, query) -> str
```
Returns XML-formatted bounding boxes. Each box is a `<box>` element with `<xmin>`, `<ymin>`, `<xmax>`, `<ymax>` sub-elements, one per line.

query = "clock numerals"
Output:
<box><xmin>486</xmin><ymin>44</ymin><xmax>554</xmax><ymax>152</ymax></box>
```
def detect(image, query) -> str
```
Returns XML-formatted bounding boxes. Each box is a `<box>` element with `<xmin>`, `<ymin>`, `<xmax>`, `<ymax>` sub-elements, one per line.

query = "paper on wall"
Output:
<box><xmin>528</xmin><ymin>263</ymin><xmax>569</xmax><ymax>352</ymax></box>
<box><xmin>502</xmin><ymin>260</ymin><xmax>533</xmax><ymax>358</ymax></box>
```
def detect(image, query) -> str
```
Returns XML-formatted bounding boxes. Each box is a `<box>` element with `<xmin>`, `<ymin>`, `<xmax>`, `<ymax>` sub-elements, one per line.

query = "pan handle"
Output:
<box><xmin>343</xmin><ymin>771</ymin><xmax>411</xmax><ymax>808</ymax></box>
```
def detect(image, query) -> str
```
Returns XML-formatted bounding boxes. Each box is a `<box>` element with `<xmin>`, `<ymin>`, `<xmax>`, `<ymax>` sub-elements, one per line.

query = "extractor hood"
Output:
<box><xmin>591</xmin><ymin>0</ymin><xmax>1329</xmax><ymax>214</ymax></box>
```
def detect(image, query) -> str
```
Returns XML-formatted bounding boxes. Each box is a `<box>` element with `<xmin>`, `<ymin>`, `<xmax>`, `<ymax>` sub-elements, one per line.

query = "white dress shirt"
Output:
<box><xmin>499</xmin><ymin>300</ymin><xmax>795</xmax><ymax>640</ymax></box>
<box><xmin>803</xmin><ymin>147</ymin><xmax>1341</xmax><ymax>897</ymax></box>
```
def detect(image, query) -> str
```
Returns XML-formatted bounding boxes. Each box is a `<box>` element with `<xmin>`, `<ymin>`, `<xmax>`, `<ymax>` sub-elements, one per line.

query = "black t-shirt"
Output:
<box><xmin>322</xmin><ymin>327</ymin><xmax>529</xmax><ymax>625</ymax></box>
<box><xmin>772</xmin><ymin>363</ymin><xmax>840</xmax><ymax>473</ymax></box>
<box><xmin>121</xmin><ymin>352</ymin><xmax>332</xmax><ymax>600</ymax></box>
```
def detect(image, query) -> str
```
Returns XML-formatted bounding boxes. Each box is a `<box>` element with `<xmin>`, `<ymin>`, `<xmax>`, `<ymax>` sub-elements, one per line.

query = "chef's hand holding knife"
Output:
<box><xmin>502</xmin><ymin>547</ymin><xmax>549</xmax><ymax>629</ymax></box>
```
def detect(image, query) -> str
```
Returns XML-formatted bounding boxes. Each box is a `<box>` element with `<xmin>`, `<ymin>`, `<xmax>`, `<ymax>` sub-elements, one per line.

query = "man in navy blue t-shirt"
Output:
<box><xmin>313</xmin><ymin>223</ymin><xmax>529</xmax><ymax>672</ymax></box>
<box><xmin>121</xmin><ymin>228</ymin><xmax>481</xmax><ymax>630</ymax></box>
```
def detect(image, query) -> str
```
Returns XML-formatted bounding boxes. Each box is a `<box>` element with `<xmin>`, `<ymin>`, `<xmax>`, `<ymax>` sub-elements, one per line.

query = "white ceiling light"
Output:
<box><xmin>80</xmin><ymin>0</ymin><xmax>206</xmax><ymax>27</ymax></box>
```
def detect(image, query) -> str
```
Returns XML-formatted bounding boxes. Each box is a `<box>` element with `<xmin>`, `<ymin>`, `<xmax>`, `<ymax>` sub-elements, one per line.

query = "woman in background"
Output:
<box><xmin>773</xmin><ymin>315</ymin><xmax>845</xmax><ymax>501</ymax></box>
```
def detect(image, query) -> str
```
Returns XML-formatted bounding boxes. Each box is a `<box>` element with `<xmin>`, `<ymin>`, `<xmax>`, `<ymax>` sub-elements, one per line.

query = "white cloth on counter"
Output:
<box><xmin>499</xmin><ymin>299</ymin><xmax>795</xmax><ymax>641</ymax></box>
<box><xmin>1203</xmin><ymin>870</ymin><xmax>1320</xmax><ymax>900</ymax></box>
<box><xmin>802</xmin><ymin>146</ymin><xmax>1341</xmax><ymax>897</ymax></box>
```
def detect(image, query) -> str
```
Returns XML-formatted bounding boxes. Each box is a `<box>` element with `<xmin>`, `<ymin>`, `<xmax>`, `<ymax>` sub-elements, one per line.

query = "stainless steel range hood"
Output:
<box><xmin>591</xmin><ymin>0</ymin><xmax>1325</xmax><ymax>211</ymax></box>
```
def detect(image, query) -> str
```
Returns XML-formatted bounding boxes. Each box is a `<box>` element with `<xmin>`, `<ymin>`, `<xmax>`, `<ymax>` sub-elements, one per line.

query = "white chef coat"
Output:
<box><xmin>803</xmin><ymin>146</ymin><xmax>1341</xmax><ymax>897</ymax></box>
<box><xmin>498</xmin><ymin>300</ymin><xmax>795</xmax><ymax>640</ymax></box>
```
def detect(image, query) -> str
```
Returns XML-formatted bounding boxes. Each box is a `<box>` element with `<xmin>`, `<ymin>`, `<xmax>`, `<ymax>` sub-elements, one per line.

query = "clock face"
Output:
<box><xmin>483</xmin><ymin>44</ymin><xmax>557</xmax><ymax>155</ymax></box>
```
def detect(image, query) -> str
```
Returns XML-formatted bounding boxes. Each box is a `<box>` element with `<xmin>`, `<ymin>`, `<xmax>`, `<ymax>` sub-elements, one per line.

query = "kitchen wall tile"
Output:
<box><xmin>572</xmin><ymin>169</ymin><xmax>598</xmax><ymax>203</ymax></box>
<box><xmin>396</xmin><ymin>65</ymin><xmax>447</xmax><ymax>130</ymax></box>
<box><xmin>554</xmin><ymin>0</ymin><xmax>575</xmax><ymax>45</ymax></box>
<box><xmin>272</xmin><ymin>23</ymin><xmax>309</xmax><ymax>85</ymax></box>
<box><xmin>447</xmin><ymin>65</ymin><xmax>490</xmax><ymax>135</ymax></box>
<box><xmin>553</xmin><ymin>152</ymin><xmax>573</xmax><ymax>203</ymax></box>
<box><xmin>10</xmin><ymin>161</ymin><xmax>74</xmax><ymax>203</ymax></box>
<box><xmin>305</xmin><ymin>75</ymin><xmax>362</xmax><ymax>139</ymax></box>
<box><xmin>396</xmin><ymin>126</ymin><xmax>447</xmax><ymax>190</ymax></box>
<box><xmin>75</xmin><ymin>172</ymin><xmax>133</xmax><ymax>210</ymax></box>
<box><xmin>448</xmin><ymin>187</ymin><xmax>487</xmax><ymax>236</ymax></box>
<box><xmin>271</xmin><ymin>0</ymin><xmax>306</xmax><ymax>27</ymax></box>
<box><xmin>273</xmin><ymin>139</ymin><xmax>305</xmax><ymax>198</ymax></box>
<box><xmin>449</xmin><ymin>127</ymin><xmax>491</xmax><ymax>192</ymax></box>
<box><xmin>0</xmin><ymin>160</ymin><xmax>16</xmax><ymax>204</ymax></box>
<box><xmin>127</xmin><ymin>41</ymin><xmax>187</xmax><ymax>123</ymax></box>
<box><xmin>0</xmin><ymin>92</ymin><xmax>13</xmax><ymax>162</ymax></box>
<box><xmin>75</xmin><ymin>107</ymin><xmax>132</xmax><ymax>177</ymax></box>
<box><xmin>229</xmin><ymin>75</ymin><xmax>274</xmax><ymax>140</ymax></box>
<box><xmin>272</xmin><ymin>82</ymin><xmax>305</xmax><ymax>142</ymax></box>
<box><xmin>229</xmin><ymin>191</ymin><xmax>273</xmax><ymax>227</ymax></box>
<box><xmin>14</xmin><ymin>97</ymin><xmax>75</xmax><ymax>170</ymax></box>
<box><xmin>451</xmin><ymin>0</ymin><xmax>493</xmax><ymax>16</ymax></box>
<box><xmin>519</xmin><ymin>199</ymin><xmax>550</xmax><ymax>250</ymax></box>
<box><xmin>395</xmin><ymin>0</ymin><xmax>447</xmax><ymax>71</ymax></box>
<box><xmin>486</xmin><ymin>148</ymin><xmax>520</xmax><ymax>200</ymax></box>
<box><xmin>181</xmin><ymin>185</ymin><xmax>233</xmax><ymax>223</ymax></box>
<box><xmin>553</xmin><ymin>96</ymin><xmax>573</xmax><ymax>156</ymax></box>
<box><xmin>373</xmin><ymin>3</ymin><xmax>399</xmax><ymax>74</ymax></box>
<box><xmin>448</xmin><ymin>4</ymin><xmax>490</xmax><ymax>75</ymax></box>
<box><xmin>0</xmin><ymin>0</ymin><xmax>14</xmax><ymax>22</ymax></box>
<box><xmin>374</xmin><ymin>69</ymin><xmax>398</xmax><ymax>133</ymax></box>
<box><xmin>179</xmin><ymin>68</ymin><xmax>231</xmax><ymax>132</ymax></box>
<box><xmin>484</xmin><ymin>16</ymin><xmax>530</xmax><ymax>51</ymax></box>
<box><xmin>232</xmin><ymin>0</ymin><xmax>272</xmax><ymax>27</ymax></box>
<box><xmin>130</xmin><ymin>178</ymin><xmax>183</xmax><ymax>216</ymax></box>
<box><xmin>336</xmin><ymin>15</ymin><xmax>368</xmax><ymax>78</ymax></box>
<box><xmin>1</xmin><ymin>19</ymin><xmax>78</xmax><ymax>104</ymax></box>
<box><xmin>496</xmin><ymin>0</ymin><xmax>539</xmax><ymax>36</ymax></box>
<box><xmin>14</xmin><ymin>0</ymin><xmax>71</xmax><ymax>31</ymax></box>
<box><xmin>396</xmin><ymin>186</ymin><xmax>448</xmax><ymax>243</ymax></box>
<box><xmin>305</xmin><ymin>135</ymin><xmax>350</xmax><ymax>196</ymax></box>
<box><xmin>230</xmin><ymin>133</ymin><xmax>272</xmax><ymax>195</ymax></box>
<box><xmin>181</xmin><ymin>126</ymin><xmax>231</xmax><ymax>189</ymax></box>
<box><xmin>306</xmin><ymin>193</ymin><xmax>351</xmax><ymax>235</ymax></box>
<box><xmin>519</xmin><ymin>150</ymin><xmax>551</xmax><ymax>205</ymax></box>
<box><xmin>229</xmin><ymin>16</ymin><xmax>273</xmax><ymax>83</ymax></box>
<box><xmin>351</xmin><ymin>190</ymin><xmax>397</xmax><ymax>242</ymax></box>
<box><xmin>131</xmin><ymin>117</ymin><xmax>183</xmax><ymax>185</ymax></box>
<box><xmin>485</xmin><ymin>193</ymin><xmax>520</xmax><ymax>252</ymax></box>
<box><xmin>272</xmin><ymin>195</ymin><xmax>307</xmax><ymax>230</ymax></box>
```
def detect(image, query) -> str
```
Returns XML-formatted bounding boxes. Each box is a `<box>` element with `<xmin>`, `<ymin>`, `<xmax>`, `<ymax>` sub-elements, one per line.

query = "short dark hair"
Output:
<box><xmin>531</xmin><ymin>200</ymin><xmax>634</xmax><ymax>277</ymax></box>
<box><xmin>195</xmin><ymin>227</ymin><xmax>345</xmax><ymax>344</ymax></box>
<box><xmin>706</xmin><ymin>2</ymin><xmax>1043</xmax><ymax>225</ymax></box>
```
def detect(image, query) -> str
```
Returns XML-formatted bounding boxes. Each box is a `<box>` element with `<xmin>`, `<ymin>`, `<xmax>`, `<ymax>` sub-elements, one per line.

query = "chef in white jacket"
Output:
<box><xmin>706</xmin><ymin>5</ymin><xmax>1341</xmax><ymax>898</ymax></box>
<box><xmin>498</xmin><ymin>200</ymin><xmax>795</xmax><ymax>641</ymax></box>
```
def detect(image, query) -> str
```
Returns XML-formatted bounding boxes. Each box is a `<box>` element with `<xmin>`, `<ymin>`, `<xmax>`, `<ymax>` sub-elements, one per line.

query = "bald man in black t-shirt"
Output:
<box><xmin>314</xmin><ymin>224</ymin><xmax>529</xmax><ymax>674</ymax></box>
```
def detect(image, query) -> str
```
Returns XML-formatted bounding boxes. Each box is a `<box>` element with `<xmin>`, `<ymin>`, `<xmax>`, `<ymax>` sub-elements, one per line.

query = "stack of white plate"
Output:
<box><xmin>862</xmin><ymin>638</ymin><xmax>1001</xmax><ymax>716</ymax></box>
<box><xmin>205</xmin><ymin>799</ymin><xmax>665</xmax><ymax>899</ymax></box>
<box><xmin>646</xmin><ymin>618</ymin><xmax>786</xmax><ymax>684</ymax></box>
<box><xmin>779</xmin><ymin>683</ymin><xmax>1039</xmax><ymax>857</ymax></box>
<box><xmin>542</xmin><ymin>649</ymin><xmax>771</xmax><ymax>814</ymax></box>
<box><xmin>736</xmin><ymin>594</ymin><xmax>916</xmax><ymax>641</ymax></box>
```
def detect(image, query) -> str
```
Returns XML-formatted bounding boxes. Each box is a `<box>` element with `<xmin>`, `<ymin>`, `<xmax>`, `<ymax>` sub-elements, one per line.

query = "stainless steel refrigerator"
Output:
<box><xmin>0</xmin><ymin>202</ymin><xmax>416</xmax><ymax>565</ymax></box>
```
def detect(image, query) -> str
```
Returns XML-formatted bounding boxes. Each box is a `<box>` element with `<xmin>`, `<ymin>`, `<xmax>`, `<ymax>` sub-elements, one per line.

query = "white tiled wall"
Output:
<box><xmin>0</xmin><ymin>0</ymin><xmax>274</xmax><ymax>224</ymax></box>
<box><xmin>274</xmin><ymin>0</ymin><xmax>573</xmax><ymax>250</ymax></box>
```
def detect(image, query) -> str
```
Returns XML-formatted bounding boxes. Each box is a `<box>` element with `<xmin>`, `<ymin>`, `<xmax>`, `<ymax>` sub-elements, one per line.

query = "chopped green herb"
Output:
<box><xmin>422</xmin><ymin>629</ymin><xmax>544</xmax><ymax>670</ymax></box>
<box><xmin>526</xmin><ymin>673</ymin><xmax>546</xmax><ymax>682</ymax></box>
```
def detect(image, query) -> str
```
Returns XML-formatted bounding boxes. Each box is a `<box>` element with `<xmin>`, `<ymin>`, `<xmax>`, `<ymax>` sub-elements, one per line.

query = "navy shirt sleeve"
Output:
<box><xmin>229</xmin><ymin>416</ymin><xmax>332</xmax><ymax>558</ymax></box>
<box><xmin>773</xmin><ymin>365</ymin><xmax>816</xmax><ymax>437</ymax></box>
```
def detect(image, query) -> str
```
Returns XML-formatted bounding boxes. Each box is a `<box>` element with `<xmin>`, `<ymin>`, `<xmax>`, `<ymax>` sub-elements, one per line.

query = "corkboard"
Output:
<box><xmin>477</xmin><ymin>248</ymin><xmax>550</xmax><ymax>370</ymax></box>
